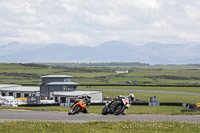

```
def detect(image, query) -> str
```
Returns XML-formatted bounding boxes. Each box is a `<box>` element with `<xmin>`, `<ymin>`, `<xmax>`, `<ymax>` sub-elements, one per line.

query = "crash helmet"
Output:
<box><xmin>87</xmin><ymin>94</ymin><xmax>91</xmax><ymax>99</ymax></box>
<box><xmin>129</xmin><ymin>94</ymin><xmax>135</xmax><ymax>100</ymax></box>
<box><xmin>117</xmin><ymin>95</ymin><xmax>123</xmax><ymax>98</ymax></box>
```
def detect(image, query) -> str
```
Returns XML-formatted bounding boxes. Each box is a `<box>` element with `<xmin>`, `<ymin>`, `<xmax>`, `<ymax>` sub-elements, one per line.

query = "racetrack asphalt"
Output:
<box><xmin>0</xmin><ymin>109</ymin><xmax>200</xmax><ymax>123</ymax></box>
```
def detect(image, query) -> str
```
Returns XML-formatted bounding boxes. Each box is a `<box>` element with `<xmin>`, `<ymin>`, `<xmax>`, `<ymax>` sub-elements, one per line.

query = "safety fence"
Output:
<box><xmin>19</xmin><ymin>103</ymin><xmax>60</xmax><ymax>107</ymax></box>
<box><xmin>19</xmin><ymin>102</ymin><xmax>195</xmax><ymax>108</ymax></box>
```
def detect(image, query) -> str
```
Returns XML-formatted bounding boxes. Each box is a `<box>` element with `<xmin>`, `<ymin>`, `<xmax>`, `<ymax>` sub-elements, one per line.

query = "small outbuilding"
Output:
<box><xmin>0</xmin><ymin>84</ymin><xmax>40</xmax><ymax>98</ymax></box>
<box><xmin>52</xmin><ymin>91</ymin><xmax>102</xmax><ymax>103</ymax></box>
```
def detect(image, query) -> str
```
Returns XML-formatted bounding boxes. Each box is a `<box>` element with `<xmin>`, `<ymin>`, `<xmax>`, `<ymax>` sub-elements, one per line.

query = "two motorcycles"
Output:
<box><xmin>68</xmin><ymin>94</ymin><xmax>135</xmax><ymax>115</ymax></box>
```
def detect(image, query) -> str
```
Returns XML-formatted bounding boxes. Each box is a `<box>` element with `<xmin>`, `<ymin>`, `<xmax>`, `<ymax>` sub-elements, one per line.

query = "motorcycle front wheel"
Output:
<box><xmin>69</xmin><ymin>105</ymin><xmax>81</xmax><ymax>115</ymax></box>
<box><xmin>102</xmin><ymin>106</ymin><xmax>109</xmax><ymax>115</ymax></box>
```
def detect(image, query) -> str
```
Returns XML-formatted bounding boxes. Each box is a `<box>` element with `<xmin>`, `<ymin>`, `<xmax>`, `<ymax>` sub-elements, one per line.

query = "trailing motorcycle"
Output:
<box><xmin>68</xmin><ymin>95</ymin><xmax>91</xmax><ymax>115</ymax></box>
<box><xmin>102</xmin><ymin>94</ymin><xmax>134</xmax><ymax>115</ymax></box>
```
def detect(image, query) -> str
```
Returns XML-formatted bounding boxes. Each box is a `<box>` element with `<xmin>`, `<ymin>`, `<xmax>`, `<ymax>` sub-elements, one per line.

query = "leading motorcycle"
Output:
<box><xmin>68</xmin><ymin>95</ymin><xmax>91</xmax><ymax>115</ymax></box>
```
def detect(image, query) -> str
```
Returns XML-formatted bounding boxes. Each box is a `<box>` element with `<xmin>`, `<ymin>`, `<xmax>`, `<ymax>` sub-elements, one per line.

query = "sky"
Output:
<box><xmin>0</xmin><ymin>0</ymin><xmax>200</xmax><ymax>47</ymax></box>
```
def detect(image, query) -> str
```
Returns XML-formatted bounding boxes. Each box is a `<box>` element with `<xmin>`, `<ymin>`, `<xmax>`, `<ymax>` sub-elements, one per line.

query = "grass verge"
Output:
<box><xmin>1</xmin><ymin>106</ymin><xmax>199</xmax><ymax>115</ymax></box>
<box><xmin>0</xmin><ymin>121</ymin><xmax>200</xmax><ymax>133</ymax></box>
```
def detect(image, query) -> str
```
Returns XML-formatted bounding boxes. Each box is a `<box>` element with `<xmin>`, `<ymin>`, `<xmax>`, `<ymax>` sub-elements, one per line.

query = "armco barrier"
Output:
<box><xmin>60</xmin><ymin>103</ymin><xmax>73</xmax><ymax>106</ymax></box>
<box><xmin>18</xmin><ymin>102</ymin><xmax>194</xmax><ymax>107</ymax></box>
<box><xmin>90</xmin><ymin>103</ymin><xmax>106</xmax><ymax>106</ymax></box>
<box><xmin>160</xmin><ymin>103</ymin><xmax>182</xmax><ymax>106</ymax></box>
<box><xmin>132</xmin><ymin>102</ymin><xmax>149</xmax><ymax>105</ymax></box>
<box><xmin>19</xmin><ymin>103</ymin><xmax>60</xmax><ymax>107</ymax></box>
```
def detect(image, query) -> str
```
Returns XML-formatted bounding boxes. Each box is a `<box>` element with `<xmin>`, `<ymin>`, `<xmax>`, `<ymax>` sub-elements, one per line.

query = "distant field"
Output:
<box><xmin>1</xmin><ymin>63</ymin><xmax>200</xmax><ymax>85</ymax></box>
<box><xmin>0</xmin><ymin>121</ymin><xmax>200</xmax><ymax>133</ymax></box>
<box><xmin>100</xmin><ymin>90</ymin><xmax>200</xmax><ymax>103</ymax></box>
<box><xmin>79</xmin><ymin>86</ymin><xmax>200</xmax><ymax>93</ymax></box>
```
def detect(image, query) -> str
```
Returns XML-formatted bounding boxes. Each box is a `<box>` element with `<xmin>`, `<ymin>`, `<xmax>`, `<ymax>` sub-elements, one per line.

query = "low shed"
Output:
<box><xmin>51</xmin><ymin>91</ymin><xmax>102</xmax><ymax>103</ymax></box>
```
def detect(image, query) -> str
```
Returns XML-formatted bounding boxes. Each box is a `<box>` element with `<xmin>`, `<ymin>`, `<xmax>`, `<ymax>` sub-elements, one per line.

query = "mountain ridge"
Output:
<box><xmin>0</xmin><ymin>41</ymin><xmax>199</xmax><ymax>64</ymax></box>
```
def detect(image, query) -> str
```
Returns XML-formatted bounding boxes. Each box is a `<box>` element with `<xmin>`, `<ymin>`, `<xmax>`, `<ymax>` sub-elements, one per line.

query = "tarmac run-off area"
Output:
<box><xmin>0</xmin><ymin>109</ymin><xmax>199</xmax><ymax>123</ymax></box>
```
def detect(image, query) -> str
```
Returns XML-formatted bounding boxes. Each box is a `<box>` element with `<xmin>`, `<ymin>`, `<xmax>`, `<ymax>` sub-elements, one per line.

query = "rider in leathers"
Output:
<box><xmin>112</xmin><ymin>94</ymin><xmax>135</xmax><ymax>115</ymax></box>
<box><xmin>72</xmin><ymin>95</ymin><xmax>91</xmax><ymax>113</ymax></box>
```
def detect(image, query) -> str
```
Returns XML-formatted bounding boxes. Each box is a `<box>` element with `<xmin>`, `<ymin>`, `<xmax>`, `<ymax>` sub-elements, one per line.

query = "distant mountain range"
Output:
<box><xmin>0</xmin><ymin>41</ymin><xmax>200</xmax><ymax>64</ymax></box>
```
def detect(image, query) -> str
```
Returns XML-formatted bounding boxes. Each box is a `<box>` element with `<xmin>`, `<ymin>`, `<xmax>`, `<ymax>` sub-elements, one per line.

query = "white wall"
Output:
<box><xmin>90</xmin><ymin>92</ymin><xmax>102</xmax><ymax>102</ymax></box>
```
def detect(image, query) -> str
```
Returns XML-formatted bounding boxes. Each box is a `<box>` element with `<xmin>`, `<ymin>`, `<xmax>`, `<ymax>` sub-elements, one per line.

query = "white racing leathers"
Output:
<box><xmin>120</xmin><ymin>96</ymin><xmax>131</xmax><ymax>115</ymax></box>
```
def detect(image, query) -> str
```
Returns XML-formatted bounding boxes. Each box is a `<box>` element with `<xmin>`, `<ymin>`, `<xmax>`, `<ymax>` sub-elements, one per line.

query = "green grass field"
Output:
<box><xmin>1</xmin><ymin>63</ymin><xmax>200</xmax><ymax>85</ymax></box>
<box><xmin>79</xmin><ymin>86</ymin><xmax>200</xmax><ymax>93</ymax></box>
<box><xmin>100</xmin><ymin>90</ymin><xmax>200</xmax><ymax>103</ymax></box>
<box><xmin>0</xmin><ymin>63</ymin><xmax>200</xmax><ymax>115</ymax></box>
<box><xmin>0</xmin><ymin>121</ymin><xmax>200</xmax><ymax>133</ymax></box>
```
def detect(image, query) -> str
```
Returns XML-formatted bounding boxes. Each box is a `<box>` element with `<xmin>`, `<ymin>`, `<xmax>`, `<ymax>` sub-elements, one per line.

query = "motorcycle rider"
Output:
<box><xmin>82</xmin><ymin>94</ymin><xmax>91</xmax><ymax>113</ymax></box>
<box><xmin>122</xmin><ymin>93</ymin><xmax>135</xmax><ymax>115</ymax></box>
<box><xmin>71</xmin><ymin>94</ymin><xmax>91</xmax><ymax>114</ymax></box>
<box><xmin>115</xmin><ymin>94</ymin><xmax>135</xmax><ymax>115</ymax></box>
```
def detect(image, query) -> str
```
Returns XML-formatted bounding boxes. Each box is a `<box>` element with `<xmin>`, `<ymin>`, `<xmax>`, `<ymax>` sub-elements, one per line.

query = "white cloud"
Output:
<box><xmin>62</xmin><ymin>33</ymin><xmax>91</xmax><ymax>45</ymax></box>
<box><xmin>0</xmin><ymin>0</ymin><xmax>200</xmax><ymax>46</ymax></box>
<box><xmin>124</xmin><ymin>0</ymin><xmax>160</xmax><ymax>10</ymax></box>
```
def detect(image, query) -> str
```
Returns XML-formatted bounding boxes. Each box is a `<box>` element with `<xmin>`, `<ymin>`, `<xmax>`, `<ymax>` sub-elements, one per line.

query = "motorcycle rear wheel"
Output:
<box><xmin>113</xmin><ymin>103</ymin><xmax>125</xmax><ymax>115</ymax></box>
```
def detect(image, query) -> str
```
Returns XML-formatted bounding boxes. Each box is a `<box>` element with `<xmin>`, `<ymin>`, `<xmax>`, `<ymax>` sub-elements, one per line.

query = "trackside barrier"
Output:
<box><xmin>160</xmin><ymin>103</ymin><xmax>182</xmax><ymax>106</ymax></box>
<box><xmin>18</xmin><ymin>102</ymin><xmax>194</xmax><ymax>107</ymax></box>
<box><xmin>19</xmin><ymin>103</ymin><xmax>60</xmax><ymax>107</ymax></box>
<box><xmin>60</xmin><ymin>103</ymin><xmax>73</xmax><ymax>106</ymax></box>
<box><xmin>90</xmin><ymin>103</ymin><xmax>106</xmax><ymax>106</ymax></box>
<box><xmin>132</xmin><ymin>102</ymin><xmax>148</xmax><ymax>105</ymax></box>
<box><xmin>149</xmin><ymin>102</ymin><xmax>160</xmax><ymax>106</ymax></box>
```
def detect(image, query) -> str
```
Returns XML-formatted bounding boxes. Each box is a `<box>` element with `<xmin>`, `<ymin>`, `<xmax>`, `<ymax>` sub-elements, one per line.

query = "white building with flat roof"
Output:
<box><xmin>0</xmin><ymin>84</ymin><xmax>40</xmax><ymax>98</ymax></box>
<box><xmin>116</xmin><ymin>70</ymin><xmax>128</xmax><ymax>74</ymax></box>
<box><xmin>0</xmin><ymin>75</ymin><xmax>103</xmax><ymax>103</ymax></box>
<box><xmin>52</xmin><ymin>91</ymin><xmax>102</xmax><ymax>103</ymax></box>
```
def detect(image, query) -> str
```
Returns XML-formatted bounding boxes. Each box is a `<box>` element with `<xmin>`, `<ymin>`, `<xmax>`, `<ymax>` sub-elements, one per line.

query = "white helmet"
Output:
<box><xmin>87</xmin><ymin>94</ymin><xmax>91</xmax><ymax>99</ymax></box>
<box><xmin>129</xmin><ymin>94</ymin><xmax>135</xmax><ymax>100</ymax></box>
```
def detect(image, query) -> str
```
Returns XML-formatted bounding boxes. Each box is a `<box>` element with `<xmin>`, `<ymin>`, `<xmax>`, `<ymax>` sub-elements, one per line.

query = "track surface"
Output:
<box><xmin>78</xmin><ymin>88</ymin><xmax>200</xmax><ymax>95</ymax></box>
<box><xmin>0</xmin><ymin>109</ymin><xmax>200</xmax><ymax>123</ymax></box>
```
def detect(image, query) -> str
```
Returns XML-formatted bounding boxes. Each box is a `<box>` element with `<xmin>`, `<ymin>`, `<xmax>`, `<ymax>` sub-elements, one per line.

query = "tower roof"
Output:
<box><xmin>41</xmin><ymin>75</ymin><xmax>73</xmax><ymax>78</ymax></box>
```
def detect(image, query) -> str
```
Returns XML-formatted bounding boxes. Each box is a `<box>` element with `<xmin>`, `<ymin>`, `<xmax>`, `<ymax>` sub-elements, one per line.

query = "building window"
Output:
<box><xmin>16</xmin><ymin>93</ymin><xmax>21</xmax><ymax>98</ymax></box>
<box><xmin>2</xmin><ymin>92</ymin><xmax>6</xmax><ymax>96</ymax></box>
<box><xmin>63</xmin><ymin>86</ymin><xmax>75</xmax><ymax>91</ymax></box>
<box><xmin>9</xmin><ymin>92</ymin><xmax>13</xmax><ymax>96</ymax></box>
<box><xmin>49</xmin><ymin>86</ymin><xmax>54</xmax><ymax>91</ymax></box>
<box><xmin>70</xmin><ymin>98</ymin><xmax>76</xmax><ymax>103</ymax></box>
<box><xmin>60</xmin><ymin>97</ymin><xmax>66</xmax><ymax>103</ymax></box>
<box><xmin>63</xmin><ymin>86</ymin><xmax>67</xmax><ymax>91</ymax></box>
<box><xmin>64</xmin><ymin>78</ymin><xmax>71</xmax><ymax>82</ymax></box>
<box><xmin>31</xmin><ymin>97</ymin><xmax>36</xmax><ymax>101</ymax></box>
<box><xmin>68</xmin><ymin>86</ymin><xmax>71</xmax><ymax>91</ymax></box>
<box><xmin>30</xmin><ymin>94</ymin><xmax>35</xmax><ymax>96</ymax></box>
<box><xmin>55</xmin><ymin>97</ymin><xmax>58</xmax><ymax>102</ymax></box>
<box><xmin>24</xmin><ymin>94</ymin><xmax>29</xmax><ymax>98</ymax></box>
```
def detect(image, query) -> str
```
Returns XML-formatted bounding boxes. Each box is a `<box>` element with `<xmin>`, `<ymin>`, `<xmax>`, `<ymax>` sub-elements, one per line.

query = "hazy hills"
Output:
<box><xmin>0</xmin><ymin>41</ymin><xmax>199</xmax><ymax>64</ymax></box>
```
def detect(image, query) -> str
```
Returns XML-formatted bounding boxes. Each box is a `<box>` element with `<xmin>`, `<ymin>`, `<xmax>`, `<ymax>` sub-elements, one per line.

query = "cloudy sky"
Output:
<box><xmin>0</xmin><ymin>0</ymin><xmax>200</xmax><ymax>47</ymax></box>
